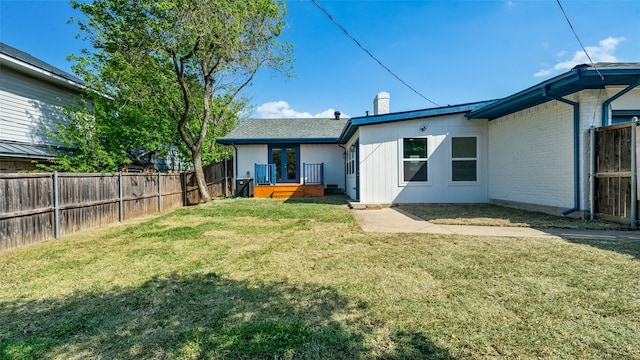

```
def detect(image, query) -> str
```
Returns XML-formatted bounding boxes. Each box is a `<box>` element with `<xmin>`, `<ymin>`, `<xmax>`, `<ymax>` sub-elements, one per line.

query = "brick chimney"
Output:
<box><xmin>373</xmin><ymin>91</ymin><xmax>390</xmax><ymax>115</ymax></box>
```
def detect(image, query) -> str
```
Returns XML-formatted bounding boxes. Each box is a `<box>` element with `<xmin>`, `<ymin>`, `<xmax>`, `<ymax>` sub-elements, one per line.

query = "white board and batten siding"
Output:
<box><xmin>354</xmin><ymin>114</ymin><xmax>488</xmax><ymax>204</ymax></box>
<box><xmin>0</xmin><ymin>66</ymin><xmax>80</xmax><ymax>146</ymax></box>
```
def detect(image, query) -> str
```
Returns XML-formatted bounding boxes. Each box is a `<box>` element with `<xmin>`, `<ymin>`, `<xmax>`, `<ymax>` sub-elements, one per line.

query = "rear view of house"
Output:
<box><xmin>223</xmin><ymin>63</ymin><xmax>640</xmax><ymax>222</ymax></box>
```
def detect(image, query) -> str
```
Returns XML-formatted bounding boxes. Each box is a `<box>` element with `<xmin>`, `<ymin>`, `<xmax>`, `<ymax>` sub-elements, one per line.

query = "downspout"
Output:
<box><xmin>338</xmin><ymin>144</ymin><xmax>347</xmax><ymax>194</ymax></box>
<box><xmin>543</xmin><ymin>87</ymin><xmax>581</xmax><ymax>216</ymax></box>
<box><xmin>589</xmin><ymin>126</ymin><xmax>596</xmax><ymax>221</ymax></box>
<box><xmin>602</xmin><ymin>79</ymin><xmax>640</xmax><ymax>126</ymax></box>
<box><xmin>631</xmin><ymin>117</ymin><xmax>638</xmax><ymax>229</ymax></box>
<box><xmin>231</xmin><ymin>142</ymin><xmax>238</xmax><ymax>196</ymax></box>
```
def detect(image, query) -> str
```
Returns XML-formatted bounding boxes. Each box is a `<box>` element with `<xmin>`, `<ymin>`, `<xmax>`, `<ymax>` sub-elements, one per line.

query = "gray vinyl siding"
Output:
<box><xmin>0</xmin><ymin>66</ymin><xmax>79</xmax><ymax>146</ymax></box>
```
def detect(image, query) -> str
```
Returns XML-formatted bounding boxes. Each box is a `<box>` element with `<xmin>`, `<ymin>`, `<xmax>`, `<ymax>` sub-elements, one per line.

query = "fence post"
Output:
<box><xmin>53</xmin><ymin>171</ymin><xmax>59</xmax><ymax>239</ymax></box>
<box><xmin>182</xmin><ymin>171</ymin><xmax>187</xmax><ymax>206</ymax></box>
<box><xmin>158</xmin><ymin>171</ymin><xmax>162</xmax><ymax>213</ymax></box>
<box><xmin>119</xmin><ymin>172</ymin><xmax>124</xmax><ymax>223</ymax></box>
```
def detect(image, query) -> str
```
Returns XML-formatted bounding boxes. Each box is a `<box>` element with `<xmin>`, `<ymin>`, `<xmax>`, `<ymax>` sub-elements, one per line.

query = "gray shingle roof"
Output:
<box><xmin>218</xmin><ymin>118</ymin><xmax>348</xmax><ymax>144</ymax></box>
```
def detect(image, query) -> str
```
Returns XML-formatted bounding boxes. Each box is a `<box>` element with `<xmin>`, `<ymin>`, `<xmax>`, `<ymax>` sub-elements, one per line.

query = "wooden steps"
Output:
<box><xmin>272</xmin><ymin>190</ymin><xmax>305</xmax><ymax>199</ymax></box>
<box><xmin>254</xmin><ymin>184</ymin><xmax>324</xmax><ymax>199</ymax></box>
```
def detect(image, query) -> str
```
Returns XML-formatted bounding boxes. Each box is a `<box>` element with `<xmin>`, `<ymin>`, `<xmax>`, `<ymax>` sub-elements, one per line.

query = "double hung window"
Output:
<box><xmin>451</xmin><ymin>137</ymin><xmax>477</xmax><ymax>182</ymax></box>
<box><xmin>403</xmin><ymin>138</ymin><xmax>428</xmax><ymax>182</ymax></box>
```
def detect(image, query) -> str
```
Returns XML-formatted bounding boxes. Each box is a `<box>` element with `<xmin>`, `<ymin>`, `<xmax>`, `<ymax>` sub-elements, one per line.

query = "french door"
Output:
<box><xmin>269</xmin><ymin>145</ymin><xmax>299</xmax><ymax>183</ymax></box>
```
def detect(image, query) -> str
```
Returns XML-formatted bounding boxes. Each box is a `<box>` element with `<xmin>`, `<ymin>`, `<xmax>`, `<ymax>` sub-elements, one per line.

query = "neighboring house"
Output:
<box><xmin>222</xmin><ymin>63</ymin><xmax>640</xmax><ymax>216</ymax></box>
<box><xmin>0</xmin><ymin>42</ymin><xmax>84</xmax><ymax>172</ymax></box>
<box><xmin>0</xmin><ymin>42</ymin><xmax>188</xmax><ymax>173</ymax></box>
<box><xmin>218</xmin><ymin>115</ymin><xmax>347</xmax><ymax>198</ymax></box>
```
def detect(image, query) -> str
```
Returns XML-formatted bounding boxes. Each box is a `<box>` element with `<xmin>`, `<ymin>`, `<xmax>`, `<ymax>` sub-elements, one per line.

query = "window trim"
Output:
<box><xmin>399</xmin><ymin>136</ymin><xmax>430</xmax><ymax>186</ymax></box>
<box><xmin>449</xmin><ymin>135</ymin><xmax>480</xmax><ymax>184</ymax></box>
<box><xmin>346</xmin><ymin>143</ymin><xmax>356</xmax><ymax>175</ymax></box>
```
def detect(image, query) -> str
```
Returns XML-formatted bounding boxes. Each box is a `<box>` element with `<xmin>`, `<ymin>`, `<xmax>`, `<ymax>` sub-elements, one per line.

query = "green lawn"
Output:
<box><xmin>1</xmin><ymin>196</ymin><xmax>639</xmax><ymax>359</ymax></box>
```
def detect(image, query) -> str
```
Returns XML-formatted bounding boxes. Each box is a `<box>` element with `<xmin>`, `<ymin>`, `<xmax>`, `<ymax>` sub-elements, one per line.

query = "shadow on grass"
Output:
<box><xmin>0</xmin><ymin>272</ymin><xmax>454</xmax><ymax>359</ymax></box>
<box><xmin>387</xmin><ymin>331</ymin><xmax>457</xmax><ymax>360</ymax></box>
<box><xmin>284</xmin><ymin>194</ymin><xmax>351</xmax><ymax>205</ymax></box>
<box><xmin>560</xmin><ymin>236</ymin><xmax>640</xmax><ymax>260</ymax></box>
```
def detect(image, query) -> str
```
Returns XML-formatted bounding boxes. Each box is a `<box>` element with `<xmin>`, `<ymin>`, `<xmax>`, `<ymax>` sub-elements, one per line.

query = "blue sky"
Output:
<box><xmin>2</xmin><ymin>0</ymin><xmax>639</xmax><ymax>119</ymax></box>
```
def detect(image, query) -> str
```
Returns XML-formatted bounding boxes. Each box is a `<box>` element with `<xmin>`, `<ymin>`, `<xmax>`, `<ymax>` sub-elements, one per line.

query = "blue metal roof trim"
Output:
<box><xmin>338</xmin><ymin>100</ymin><xmax>496</xmax><ymax>144</ymax></box>
<box><xmin>217</xmin><ymin>137</ymin><xmax>340</xmax><ymax>145</ymax></box>
<box><xmin>338</xmin><ymin>120</ymin><xmax>357</xmax><ymax>144</ymax></box>
<box><xmin>467</xmin><ymin>64</ymin><xmax>640</xmax><ymax>120</ymax></box>
<box><xmin>351</xmin><ymin>100</ymin><xmax>498</xmax><ymax>126</ymax></box>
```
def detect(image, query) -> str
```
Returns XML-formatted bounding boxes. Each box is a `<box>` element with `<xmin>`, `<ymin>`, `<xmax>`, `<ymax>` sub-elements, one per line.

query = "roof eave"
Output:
<box><xmin>349</xmin><ymin>100</ymin><xmax>498</xmax><ymax>126</ymax></box>
<box><xmin>0</xmin><ymin>53</ymin><xmax>86</xmax><ymax>92</ymax></box>
<box><xmin>217</xmin><ymin>137</ymin><xmax>340</xmax><ymax>145</ymax></box>
<box><xmin>467</xmin><ymin>67</ymin><xmax>640</xmax><ymax>120</ymax></box>
<box><xmin>338</xmin><ymin>120</ymin><xmax>357</xmax><ymax>144</ymax></box>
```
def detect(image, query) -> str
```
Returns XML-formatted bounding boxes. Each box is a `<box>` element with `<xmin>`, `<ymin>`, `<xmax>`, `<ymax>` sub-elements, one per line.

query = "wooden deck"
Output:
<box><xmin>254</xmin><ymin>184</ymin><xmax>324</xmax><ymax>199</ymax></box>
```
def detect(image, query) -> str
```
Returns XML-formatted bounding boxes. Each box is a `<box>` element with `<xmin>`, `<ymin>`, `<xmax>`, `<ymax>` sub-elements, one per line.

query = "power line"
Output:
<box><xmin>310</xmin><ymin>0</ymin><xmax>440</xmax><ymax>107</ymax></box>
<box><xmin>556</xmin><ymin>0</ymin><xmax>604</xmax><ymax>80</ymax></box>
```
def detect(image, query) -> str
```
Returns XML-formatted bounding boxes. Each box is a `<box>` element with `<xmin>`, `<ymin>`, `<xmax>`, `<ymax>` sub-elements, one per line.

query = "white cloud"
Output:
<box><xmin>534</xmin><ymin>36</ymin><xmax>625</xmax><ymax>77</ymax></box>
<box><xmin>256</xmin><ymin>101</ymin><xmax>349</xmax><ymax>119</ymax></box>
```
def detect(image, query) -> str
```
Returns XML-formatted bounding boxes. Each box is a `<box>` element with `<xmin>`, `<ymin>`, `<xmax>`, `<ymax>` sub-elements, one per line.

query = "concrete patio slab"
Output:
<box><xmin>351</xmin><ymin>207</ymin><xmax>640</xmax><ymax>240</ymax></box>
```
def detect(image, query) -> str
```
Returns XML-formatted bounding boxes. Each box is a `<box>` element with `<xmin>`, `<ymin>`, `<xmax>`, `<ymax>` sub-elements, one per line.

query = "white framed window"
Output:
<box><xmin>402</xmin><ymin>138</ymin><xmax>428</xmax><ymax>182</ymax></box>
<box><xmin>451</xmin><ymin>136</ymin><xmax>478</xmax><ymax>182</ymax></box>
<box><xmin>347</xmin><ymin>144</ymin><xmax>355</xmax><ymax>175</ymax></box>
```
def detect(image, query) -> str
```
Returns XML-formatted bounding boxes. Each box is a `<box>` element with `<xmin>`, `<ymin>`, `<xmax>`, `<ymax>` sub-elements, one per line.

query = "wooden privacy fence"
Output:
<box><xmin>594</xmin><ymin>123</ymin><xmax>636</xmax><ymax>223</ymax></box>
<box><xmin>0</xmin><ymin>160</ymin><xmax>233</xmax><ymax>251</ymax></box>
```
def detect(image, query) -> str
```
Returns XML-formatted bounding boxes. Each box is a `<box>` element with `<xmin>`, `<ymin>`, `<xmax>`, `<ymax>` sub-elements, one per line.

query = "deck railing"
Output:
<box><xmin>303</xmin><ymin>163</ymin><xmax>324</xmax><ymax>185</ymax></box>
<box><xmin>254</xmin><ymin>163</ymin><xmax>276</xmax><ymax>185</ymax></box>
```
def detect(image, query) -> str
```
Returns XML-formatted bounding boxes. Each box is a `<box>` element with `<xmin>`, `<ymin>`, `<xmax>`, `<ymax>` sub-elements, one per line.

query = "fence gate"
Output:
<box><xmin>594</xmin><ymin>122</ymin><xmax>637</xmax><ymax>224</ymax></box>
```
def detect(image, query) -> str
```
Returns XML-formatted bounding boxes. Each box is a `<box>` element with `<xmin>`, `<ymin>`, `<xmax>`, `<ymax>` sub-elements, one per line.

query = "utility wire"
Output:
<box><xmin>556</xmin><ymin>0</ymin><xmax>604</xmax><ymax>80</ymax></box>
<box><xmin>310</xmin><ymin>0</ymin><xmax>440</xmax><ymax>107</ymax></box>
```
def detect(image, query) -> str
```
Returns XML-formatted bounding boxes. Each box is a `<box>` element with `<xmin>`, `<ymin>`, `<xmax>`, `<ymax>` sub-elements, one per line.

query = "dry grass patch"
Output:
<box><xmin>397</xmin><ymin>203</ymin><xmax>627</xmax><ymax>229</ymax></box>
<box><xmin>1</xmin><ymin>196</ymin><xmax>639</xmax><ymax>359</ymax></box>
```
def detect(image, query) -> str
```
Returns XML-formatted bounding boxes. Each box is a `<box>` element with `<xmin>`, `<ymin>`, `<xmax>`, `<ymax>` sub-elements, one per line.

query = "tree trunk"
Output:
<box><xmin>192</xmin><ymin>148</ymin><xmax>211</xmax><ymax>203</ymax></box>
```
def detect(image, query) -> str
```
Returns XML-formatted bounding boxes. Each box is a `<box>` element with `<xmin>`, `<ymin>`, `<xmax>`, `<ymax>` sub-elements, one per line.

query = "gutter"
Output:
<box><xmin>542</xmin><ymin>86</ymin><xmax>581</xmax><ymax>216</ymax></box>
<box><xmin>231</xmin><ymin>142</ymin><xmax>238</xmax><ymax>195</ymax></box>
<box><xmin>632</xmin><ymin>117</ymin><xmax>638</xmax><ymax>229</ymax></box>
<box><xmin>601</xmin><ymin>78</ymin><xmax>640</xmax><ymax>126</ymax></box>
<box><xmin>338</xmin><ymin>144</ymin><xmax>347</xmax><ymax>194</ymax></box>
